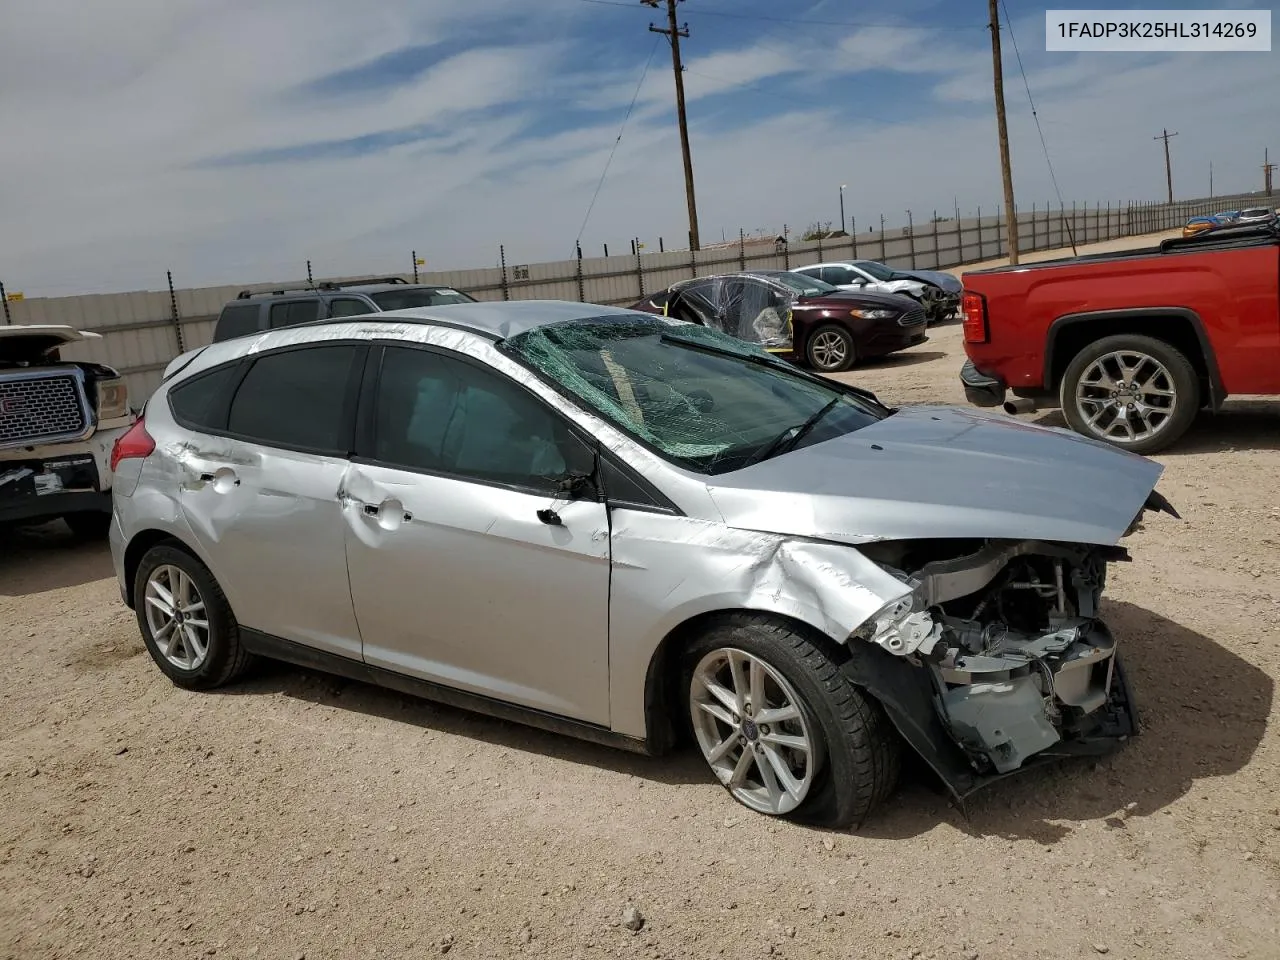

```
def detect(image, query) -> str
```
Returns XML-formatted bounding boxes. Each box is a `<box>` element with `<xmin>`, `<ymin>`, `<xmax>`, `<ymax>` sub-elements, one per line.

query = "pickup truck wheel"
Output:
<box><xmin>1060</xmin><ymin>334</ymin><xmax>1200</xmax><ymax>455</ymax></box>
<box><xmin>806</xmin><ymin>325</ymin><xmax>856</xmax><ymax>373</ymax></box>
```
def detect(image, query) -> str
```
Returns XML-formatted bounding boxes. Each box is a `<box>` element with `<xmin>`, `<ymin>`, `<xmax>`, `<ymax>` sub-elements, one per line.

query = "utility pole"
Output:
<box><xmin>644</xmin><ymin>0</ymin><xmax>700</xmax><ymax>251</ymax></box>
<box><xmin>1154</xmin><ymin>129</ymin><xmax>1178</xmax><ymax>203</ymax></box>
<box><xmin>987</xmin><ymin>0</ymin><xmax>1019</xmax><ymax>265</ymax></box>
<box><xmin>839</xmin><ymin>184</ymin><xmax>847</xmax><ymax>234</ymax></box>
<box><xmin>1264</xmin><ymin>147</ymin><xmax>1275</xmax><ymax>195</ymax></box>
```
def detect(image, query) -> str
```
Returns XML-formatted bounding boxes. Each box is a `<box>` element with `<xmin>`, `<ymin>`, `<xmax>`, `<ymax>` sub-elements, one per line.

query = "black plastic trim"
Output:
<box><xmin>238</xmin><ymin>629</ymin><xmax>654</xmax><ymax>756</ymax></box>
<box><xmin>959</xmin><ymin>358</ymin><xmax>1005</xmax><ymax>407</ymax></box>
<box><xmin>1044</xmin><ymin>307</ymin><xmax>1225</xmax><ymax>408</ymax></box>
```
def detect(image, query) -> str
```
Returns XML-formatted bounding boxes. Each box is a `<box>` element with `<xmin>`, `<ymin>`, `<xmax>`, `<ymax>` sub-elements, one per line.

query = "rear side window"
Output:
<box><xmin>268</xmin><ymin>300</ymin><xmax>321</xmax><ymax>330</ymax></box>
<box><xmin>227</xmin><ymin>345</ymin><xmax>361</xmax><ymax>453</ymax></box>
<box><xmin>214</xmin><ymin>304</ymin><xmax>261</xmax><ymax>341</ymax></box>
<box><xmin>327</xmin><ymin>298</ymin><xmax>375</xmax><ymax>318</ymax></box>
<box><xmin>168</xmin><ymin>364</ymin><xmax>241</xmax><ymax>430</ymax></box>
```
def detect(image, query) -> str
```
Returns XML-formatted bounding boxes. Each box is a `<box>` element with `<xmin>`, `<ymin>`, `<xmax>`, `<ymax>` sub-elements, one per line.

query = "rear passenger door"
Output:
<box><xmin>172</xmin><ymin>343</ymin><xmax>366</xmax><ymax>659</ymax></box>
<box><xmin>325</xmin><ymin>297</ymin><xmax>376</xmax><ymax>319</ymax></box>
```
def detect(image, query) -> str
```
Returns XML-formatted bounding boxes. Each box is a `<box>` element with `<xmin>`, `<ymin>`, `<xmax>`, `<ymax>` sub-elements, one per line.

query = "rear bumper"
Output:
<box><xmin>960</xmin><ymin>359</ymin><xmax>1006</xmax><ymax>407</ymax></box>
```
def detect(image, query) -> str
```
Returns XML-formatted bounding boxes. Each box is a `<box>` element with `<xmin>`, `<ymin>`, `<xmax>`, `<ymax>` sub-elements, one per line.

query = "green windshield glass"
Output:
<box><xmin>501</xmin><ymin>315</ymin><xmax>884</xmax><ymax>474</ymax></box>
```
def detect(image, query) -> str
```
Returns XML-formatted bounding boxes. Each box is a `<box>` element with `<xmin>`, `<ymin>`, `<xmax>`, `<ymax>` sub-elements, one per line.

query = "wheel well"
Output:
<box><xmin>641</xmin><ymin>609</ymin><xmax>850</xmax><ymax>755</ymax></box>
<box><xmin>121</xmin><ymin>530</ymin><xmax>187</xmax><ymax>608</ymax></box>
<box><xmin>1047</xmin><ymin>314</ymin><xmax>1212</xmax><ymax>398</ymax></box>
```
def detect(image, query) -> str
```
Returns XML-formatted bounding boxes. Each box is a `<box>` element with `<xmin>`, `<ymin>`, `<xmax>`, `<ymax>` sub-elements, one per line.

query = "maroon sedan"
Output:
<box><xmin>628</xmin><ymin>271</ymin><xmax>927</xmax><ymax>372</ymax></box>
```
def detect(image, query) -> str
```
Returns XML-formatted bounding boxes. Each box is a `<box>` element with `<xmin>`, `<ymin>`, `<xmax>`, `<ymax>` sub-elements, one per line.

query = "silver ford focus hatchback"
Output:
<box><xmin>109</xmin><ymin>301</ymin><xmax>1176</xmax><ymax>827</ymax></box>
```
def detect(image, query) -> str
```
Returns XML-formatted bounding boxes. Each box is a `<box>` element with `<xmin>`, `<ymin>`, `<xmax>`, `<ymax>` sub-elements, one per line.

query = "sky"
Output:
<box><xmin>0</xmin><ymin>0</ymin><xmax>1276</xmax><ymax>297</ymax></box>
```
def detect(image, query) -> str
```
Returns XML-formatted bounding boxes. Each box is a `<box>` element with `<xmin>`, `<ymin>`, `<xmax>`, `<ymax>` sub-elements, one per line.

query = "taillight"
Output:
<box><xmin>110</xmin><ymin>416</ymin><xmax>155</xmax><ymax>473</ymax></box>
<box><xmin>961</xmin><ymin>291</ymin><xmax>988</xmax><ymax>344</ymax></box>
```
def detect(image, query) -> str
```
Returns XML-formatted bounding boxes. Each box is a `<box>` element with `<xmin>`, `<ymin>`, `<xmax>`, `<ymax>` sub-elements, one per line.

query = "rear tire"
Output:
<box><xmin>805</xmin><ymin>324</ymin><xmax>856</xmax><ymax>373</ymax></box>
<box><xmin>1059</xmin><ymin>334</ymin><xmax>1199</xmax><ymax>455</ymax></box>
<box><xmin>133</xmin><ymin>544</ymin><xmax>255</xmax><ymax>690</ymax></box>
<box><xmin>681</xmin><ymin>615</ymin><xmax>900</xmax><ymax>829</ymax></box>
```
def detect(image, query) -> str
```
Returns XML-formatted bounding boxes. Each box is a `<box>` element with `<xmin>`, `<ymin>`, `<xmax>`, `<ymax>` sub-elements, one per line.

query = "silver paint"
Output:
<box><xmin>113</xmin><ymin>303</ymin><xmax>1168</xmax><ymax>765</ymax></box>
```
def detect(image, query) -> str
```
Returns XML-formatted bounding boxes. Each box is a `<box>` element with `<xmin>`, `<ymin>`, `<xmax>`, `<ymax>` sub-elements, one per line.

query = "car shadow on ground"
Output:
<box><xmin>0</xmin><ymin>522</ymin><xmax>113</xmax><ymax>597</ymax></box>
<box><xmin>219</xmin><ymin>662</ymin><xmax>713</xmax><ymax>787</ymax></box>
<box><xmin>1030</xmin><ymin>400</ymin><xmax>1280</xmax><ymax>454</ymax></box>
<box><xmin>859</xmin><ymin>350</ymin><xmax>948</xmax><ymax>370</ymax></box>
<box><xmin>860</xmin><ymin>599</ymin><xmax>1272</xmax><ymax>843</ymax></box>
<box><xmin>217</xmin><ymin>599</ymin><xmax>1269</xmax><ymax>840</ymax></box>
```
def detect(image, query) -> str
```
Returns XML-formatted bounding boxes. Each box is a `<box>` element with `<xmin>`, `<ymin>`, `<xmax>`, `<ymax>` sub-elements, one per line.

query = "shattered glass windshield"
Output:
<box><xmin>501</xmin><ymin>315</ymin><xmax>885</xmax><ymax>474</ymax></box>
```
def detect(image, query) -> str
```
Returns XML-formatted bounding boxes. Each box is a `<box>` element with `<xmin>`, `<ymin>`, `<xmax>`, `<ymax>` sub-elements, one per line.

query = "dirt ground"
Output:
<box><xmin>3</xmin><ymin>233</ymin><xmax>1279</xmax><ymax>960</ymax></box>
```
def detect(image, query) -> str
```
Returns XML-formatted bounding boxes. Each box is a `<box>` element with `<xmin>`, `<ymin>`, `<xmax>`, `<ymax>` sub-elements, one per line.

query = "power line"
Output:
<box><xmin>577</xmin><ymin>0</ymin><xmax>984</xmax><ymax>30</ymax></box>
<box><xmin>576</xmin><ymin>35</ymin><xmax>661</xmax><ymax>245</ymax></box>
<box><xmin>999</xmin><ymin>0</ymin><xmax>1072</xmax><ymax>252</ymax></box>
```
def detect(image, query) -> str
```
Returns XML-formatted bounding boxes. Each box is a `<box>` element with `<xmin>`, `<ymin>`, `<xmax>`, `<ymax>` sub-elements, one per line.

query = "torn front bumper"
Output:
<box><xmin>0</xmin><ymin>452</ymin><xmax>110</xmax><ymax>524</ymax></box>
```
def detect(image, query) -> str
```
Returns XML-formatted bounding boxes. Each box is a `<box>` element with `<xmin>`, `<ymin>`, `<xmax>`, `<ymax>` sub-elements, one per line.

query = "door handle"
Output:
<box><xmin>198</xmin><ymin>469</ymin><xmax>239</xmax><ymax>487</ymax></box>
<box><xmin>363</xmin><ymin>503</ymin><xmax>380</xmax><ymax>517</ymax></box>
<box><xmin>361</xmin><ymin>500</ymin><xmax>412</xmax><ymax>523</ymax></box>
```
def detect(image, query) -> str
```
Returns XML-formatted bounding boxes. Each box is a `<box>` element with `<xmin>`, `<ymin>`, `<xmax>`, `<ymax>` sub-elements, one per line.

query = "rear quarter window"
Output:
<box><xmin>214</xmin><ymin>304</ymin><xmax>262</xmax><ymax>342</ymax></box>
<box><xmin>168</xmin><ymin>364</ymin><xmax>242</xmax><ymax>431</ymax></box>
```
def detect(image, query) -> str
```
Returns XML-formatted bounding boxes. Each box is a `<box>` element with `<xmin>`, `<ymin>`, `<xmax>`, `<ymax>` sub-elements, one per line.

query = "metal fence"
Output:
<box><xmin>1</xmin><ymin>191</ymin><xmax>1268</xmax><ymax>404</ymax></box>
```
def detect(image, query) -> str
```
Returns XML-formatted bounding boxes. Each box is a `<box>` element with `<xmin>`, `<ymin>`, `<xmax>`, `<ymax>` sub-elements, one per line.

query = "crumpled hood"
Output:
<box><xmin>706</xmin><ymin>405</ymin><xmax>1166</xmax><ymax>546</ymax></box>
<box><xmin>897</xmin><ymin>269</ymin><xmax>963</xmax><ymax>294</ymax></box>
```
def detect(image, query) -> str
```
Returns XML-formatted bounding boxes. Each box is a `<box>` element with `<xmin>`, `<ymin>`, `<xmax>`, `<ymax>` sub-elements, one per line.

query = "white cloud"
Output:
<box><xmin>0</xmin><ymin>1</ymin><xmax>1276</xmax><ymax>297</ymax></box>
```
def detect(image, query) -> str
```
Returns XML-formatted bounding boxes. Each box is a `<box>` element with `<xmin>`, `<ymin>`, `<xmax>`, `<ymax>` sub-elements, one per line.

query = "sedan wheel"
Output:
<box><xmin>689</xmin><ymin>647</ymin><xmax>816</xmax><ymax>815</ymax></box>
<box><xmin>133</xmin><ymin>543</ymin><xmax>255</xmax><ymax>689</ymax></box>
<box><xmin>144</xmin><ymin>564</ymin><xmax>211</xmax><ymax>671</ymax></box>
<box><xmin>681</xmin><ymin>616</ymin><xmax>901</xmax><ymax>828</ymax></box>
<box><xmin>806</xmin><ymin>325</ymin><xmax>855</xmax><ymax>373</ymax></box>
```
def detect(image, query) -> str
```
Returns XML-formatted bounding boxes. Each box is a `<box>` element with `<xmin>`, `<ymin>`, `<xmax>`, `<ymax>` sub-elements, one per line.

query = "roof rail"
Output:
<box><xmin>321</xmin><ymin>275</ymin><xmax>410</xmax><ymax>288</ymax></box>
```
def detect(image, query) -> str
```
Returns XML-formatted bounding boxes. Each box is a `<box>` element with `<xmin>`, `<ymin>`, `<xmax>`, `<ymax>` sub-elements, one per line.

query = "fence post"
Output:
<box><xmin>634</xmin><ymin>238</ymin><xmax>645</xmax><ymax>298</ymax></box>
<box><xmin>906</xmin><ymin>211</ymin><xmax>916</xmax><ymax>268</ymax></box>
<box><xmin>976</xmin><ymin>206</ymin><xmax>984</xmax><ymax>260</ymax></box>
<box><xmin>954</xmin><ymin>202</ymin><xmax>963</xmax><ymax>265</ymax></box>
<box><xmin>412</xmin><ymin>251</ymin><xmax>419</xmax><ymax>284</ymax></box>
<box><xmin>499</xmin><ymin>245</ymin><xmax>510</xmax><ymax>301</ymax></box>
<box><xmin>0</xmin><ymin>281</ymin><xmax>9</xmax><ymax>324</ymax></box>
<box><xmin>816</xmin><ymin>233</ymin><xmax>824</xmax><ymax>261</ymax></box>
<box><xmin>878</xmin><ymin>215</ymin><xmax>886</xmax><ymax>262</ymax></box>
<box><xmin>690</xmin><ymin>244</ymin><xmax>698</xmax><ymax>279</ymax></box>
<box><xmin>782</xmin><ymin>225</ymin><xmax>790</xmax><ymax>270</ymax></box>
<box><xmin>739</xmin><ymin>229</ymin><xmax>746</xmax><ymax>270</ymax></box>
<box><xmin>166</xmin><ymin>270</ymin><xmax>186</xmax><ymax>353</ymax></box>
<box><xmin>931</xmin><ymin>211</ymin><xmax>939</xmax><ymax>268</ymax></box>
<box><xmin>575</xmin><ymin>242</ymin><xmax>585</xmax><ymax>302</ymax></box>
<box><xmin>850</xmin><ymin>217</ymin><xmax>858</xmax><ymax>258</ymax></box>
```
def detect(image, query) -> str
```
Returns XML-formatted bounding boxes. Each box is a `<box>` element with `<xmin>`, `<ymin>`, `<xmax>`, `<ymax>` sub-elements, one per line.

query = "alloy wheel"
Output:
<box><xmin>689</xmin><ymin>647</ymin><xmax>817</xmax><ymax>815</ymax></box>
<box><xmin>144</xmin><ymin>564</ymin><xmax>210</xmax><ymax>671</ymax></box>
<box><xmin>1074</xmin><ymin>349</ymin><xmax>1177</xmax><ymax>444</ymax></box>
<box><xmin>810</xmin><ymin>331</ymin><xmax>849</xmax><ymax>370</ymax></box>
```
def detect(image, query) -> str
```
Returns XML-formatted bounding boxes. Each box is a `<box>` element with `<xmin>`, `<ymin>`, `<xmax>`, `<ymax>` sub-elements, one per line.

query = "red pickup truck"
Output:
<box><xmin>958</xmin><ymin>221</ymin><xmax>1280</xmax><ymax>453</ymax></box>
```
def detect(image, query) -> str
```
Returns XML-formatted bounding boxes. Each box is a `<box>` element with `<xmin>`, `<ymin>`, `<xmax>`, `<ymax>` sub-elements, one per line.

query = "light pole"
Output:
<box><xmin>839</xmin><ymin>184</ymin><xmax>847</xmax><ymax>234</ymax></box>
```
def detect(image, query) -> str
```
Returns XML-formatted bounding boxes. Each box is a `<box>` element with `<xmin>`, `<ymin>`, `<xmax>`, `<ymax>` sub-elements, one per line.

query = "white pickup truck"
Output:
<box><xmin>0</xmin><ymin>325</ymin><xmax>135</xmax><ymax>538</ymax></box>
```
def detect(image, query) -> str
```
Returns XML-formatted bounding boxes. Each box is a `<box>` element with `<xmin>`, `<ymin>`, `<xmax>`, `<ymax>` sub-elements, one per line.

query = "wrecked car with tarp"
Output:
<box><xmin>659</xmin><ymin>274</ymin><xmax>796</xmax><ymax>354</ymax></box>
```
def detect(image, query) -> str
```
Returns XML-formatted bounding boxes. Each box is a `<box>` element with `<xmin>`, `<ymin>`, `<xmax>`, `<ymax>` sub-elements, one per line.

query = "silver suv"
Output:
<box><xmin>110</xmin><ymin>301</ymin><xmax>1175</xmax><ymax>826</ymax></box>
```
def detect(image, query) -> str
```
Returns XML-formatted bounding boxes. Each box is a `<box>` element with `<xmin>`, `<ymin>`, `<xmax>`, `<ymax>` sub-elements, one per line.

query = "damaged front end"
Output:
<box><xmin>847</xmin><ymin>537</ymin><xmax>1142</xmax><ymax>799</ymax></box>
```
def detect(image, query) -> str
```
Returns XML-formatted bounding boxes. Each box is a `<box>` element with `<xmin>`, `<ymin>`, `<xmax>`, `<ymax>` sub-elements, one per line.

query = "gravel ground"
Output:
<box><xmin>3</xmin><ymin>235</ymin><xmax>1279</xmax><ymax>960</ymax></box>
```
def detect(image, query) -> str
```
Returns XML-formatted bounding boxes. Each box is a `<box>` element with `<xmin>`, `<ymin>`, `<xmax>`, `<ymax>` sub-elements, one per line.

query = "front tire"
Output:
<box><xmin>681</xmin><ymin>616</ymin><xmax>900</xmax><ymax>829</ymax></box>
<box><xmin>133</xmin><ymin>544</ymin><xmax>254</xmax><ymax>690</ymax></box>
<box><xmin>1059</xmin><ymin>334</ymin><xmax>1199</xmax><ymax>455</ymax></box>
<box><xmin>805</xmin><ymin>324</ymin><xmax>856</xmax><ymax>373</ymax></box>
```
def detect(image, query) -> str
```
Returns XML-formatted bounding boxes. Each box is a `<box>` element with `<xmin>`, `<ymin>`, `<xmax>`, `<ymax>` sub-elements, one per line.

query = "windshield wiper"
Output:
<box><xmin>741</xmin><ymin>396</ymin><xmax>842</xmax><ymax>468</ymax></box>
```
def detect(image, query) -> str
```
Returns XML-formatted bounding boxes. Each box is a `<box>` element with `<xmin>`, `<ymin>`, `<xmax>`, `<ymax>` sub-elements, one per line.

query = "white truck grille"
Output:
<box><xmin>0</xmin><ymin>373</ymin><xmax>89</xmax><ymax>448</ymax></box>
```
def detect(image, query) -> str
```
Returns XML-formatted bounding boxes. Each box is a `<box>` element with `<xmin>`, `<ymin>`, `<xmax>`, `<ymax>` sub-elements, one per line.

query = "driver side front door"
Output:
<box><xmin>341</xmin><ymin>342</ymin><xmax>613</xmax><ymax>725</ymax></box>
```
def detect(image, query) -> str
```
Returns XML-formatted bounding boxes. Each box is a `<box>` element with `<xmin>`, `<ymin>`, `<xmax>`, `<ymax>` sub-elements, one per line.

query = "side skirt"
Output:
<box><xmin>240</xmin><ymin>629</ymin><xmax>655</xmax><ymax>757</ymax></box>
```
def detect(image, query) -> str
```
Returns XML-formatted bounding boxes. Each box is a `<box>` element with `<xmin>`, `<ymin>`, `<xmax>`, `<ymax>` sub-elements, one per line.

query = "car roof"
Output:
<box><xmin>231</xmin><ymin>282</ymin><xmax>458</xmax><ymax>303</ymax></box>
<box><xmin>347</xmin><ymin>299</ymin><xmax>649</xmax><ymax>340</ymax></box>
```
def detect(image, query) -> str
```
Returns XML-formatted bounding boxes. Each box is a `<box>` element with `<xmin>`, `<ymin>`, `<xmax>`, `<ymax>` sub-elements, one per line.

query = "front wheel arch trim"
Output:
<box><xmin>1044</xmin><ymin>307</ymin><xmax>1225</xmax><ymax>410</ymax></box>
